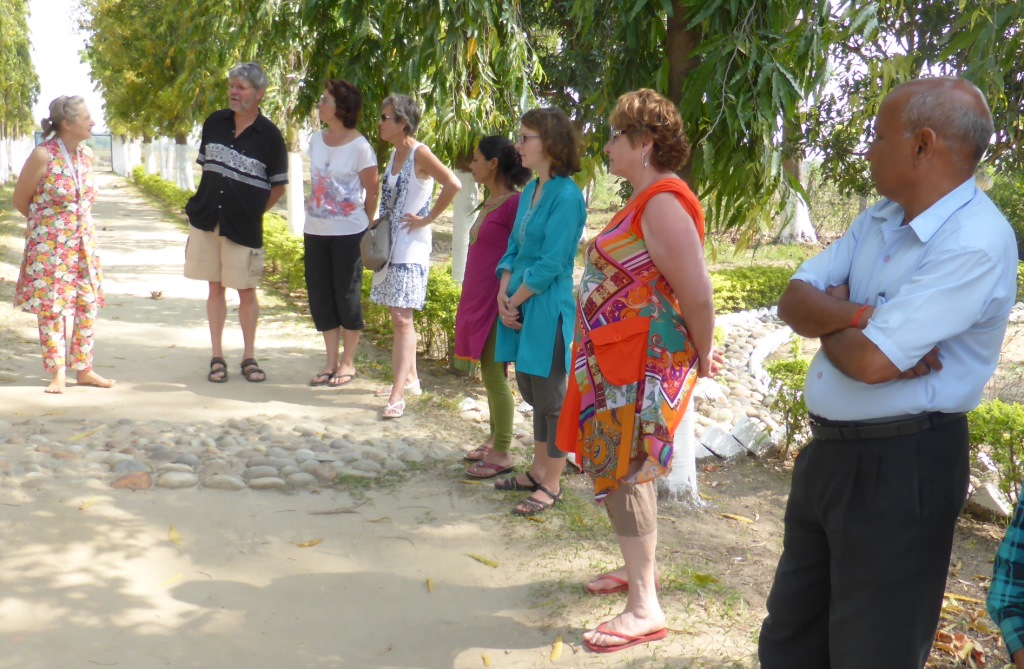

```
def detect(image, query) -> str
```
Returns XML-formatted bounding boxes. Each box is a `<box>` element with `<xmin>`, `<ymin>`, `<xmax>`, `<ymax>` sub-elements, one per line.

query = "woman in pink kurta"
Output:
<box><xmin>456</xmin><ymin>136</ymin><xmax>531</xmax><ymax>478</ymax></box>
<box><xmin>13</xmin><ymin>96</ymin><xmax>114</xmax><ymax>394</ymax></box>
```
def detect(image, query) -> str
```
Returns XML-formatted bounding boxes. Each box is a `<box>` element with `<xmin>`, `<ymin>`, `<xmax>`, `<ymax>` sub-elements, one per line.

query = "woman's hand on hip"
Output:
<box><xmin>400</xmin><ymin>213</ymin><xmax>432</xmax><ymax>231</ymax></box>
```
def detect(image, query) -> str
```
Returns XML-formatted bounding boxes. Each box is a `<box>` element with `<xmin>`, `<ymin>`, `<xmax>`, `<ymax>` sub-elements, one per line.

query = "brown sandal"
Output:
<box><xmin>208</xmin><ymin>357</ymin><xmax>228</xmax><ymax>383</ymax></box>
<box><xmin>240</xmin><ymin>358</ymin><xmax>266</xmax><ymax>383</ymax></box>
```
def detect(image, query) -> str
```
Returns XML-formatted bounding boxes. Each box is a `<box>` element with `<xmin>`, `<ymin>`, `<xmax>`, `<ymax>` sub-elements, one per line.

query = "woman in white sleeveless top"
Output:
<box><xmin>371</xmin><ymin>94</ymin><xmax>461</xmax><ymax>418</ymax></box>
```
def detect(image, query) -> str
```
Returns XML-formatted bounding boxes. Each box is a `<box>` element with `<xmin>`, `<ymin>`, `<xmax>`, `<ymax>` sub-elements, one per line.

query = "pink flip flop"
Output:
<box><xmin>585</xmin><ymin>574</ymin><xmax>629</xmax><ymax>595</ymax></box>
<box><xmin>465</xmin><ymin>461</ymin><xmax>514</xmax><ymax>479</ymax></box>
<box><xmin>583</xmin><ymin>624</ymin><xmax>668</xmax><ymax>654</ymax></box>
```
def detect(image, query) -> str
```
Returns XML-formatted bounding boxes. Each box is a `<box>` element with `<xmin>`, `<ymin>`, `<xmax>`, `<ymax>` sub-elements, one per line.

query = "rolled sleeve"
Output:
<box><xmin>862</xmin><ymin>247</ymin><xmax>1002</xmax><ymax>371</ymax></box>
<box><xmin>792</xmin><ymin>216</ymin><xmax>863</xmax><ymax>290</ymax></box>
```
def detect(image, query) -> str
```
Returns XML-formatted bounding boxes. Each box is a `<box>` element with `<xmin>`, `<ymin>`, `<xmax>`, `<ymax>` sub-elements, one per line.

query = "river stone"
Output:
<box><xmin>157</xmin><ymin>463</ymin><xmax>196</xmax><ymax>474</ymax></box>
<box><xmin>21</xmin><ymin>472</ymin><xmax>48</xmax><ymax>489</ymax></box>
<box><xmin>295</xmin><ymin>449</ymin><xmax>316</xmax><ymax>463</ymax></box>
<box><xmin>309</xmin><ymin>464</ymin><xmax>338</xmax><ymax>483</ymax></box>
<box><xmin>286</xmin><ymin>472</ymin><xmax>317</xmax><ymax>489</ymax></box>
<box><xmin>173</xmin><ymin>453</ymin><xmax>202</xmax><ymax>468</ymax></box>
<box><xmin>112</xmin><ymin>472</ymin><xmax>153</xmax><ymax>490</ymax></box>
<box><xmin>158</xmin><ymin>472</ymin><xmax>199</xmax><ymax>488</ymax></box>
<box><xmin>249</xmin><ymin>477</ymin><xmax>287</xmax><ymax>490</ymax></box>
<box><xmin>244</xmin><ymin>465</ymin><xmax>280</xmax><ymax>480</ymax></box>
<box><xmin>111</xmin><ymin>459</ymin><xmax>150</xmax><ymax>474</ymax></box>
<box><xmin>203</xmin><ymin>475</ymin><xmax>246</xmax><ymax>491</ymax></box>
<box><xmin>246</xmin><ymin>455</ymin><xmax>274</xmax><ymax>467</ymax></box>
<box><xmin>383</xmin><ymin>460</ymin><xmax>407</xmax><ymax>473</ymax></box>
<box><xmin>349</xmin><ymin>459</ymin><xmax>383</xmax><ymax>474</ymax></box>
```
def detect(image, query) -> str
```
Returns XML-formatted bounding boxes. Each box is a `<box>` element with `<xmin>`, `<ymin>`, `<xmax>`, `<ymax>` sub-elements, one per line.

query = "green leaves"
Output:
<box><xmin>0</xmin><ymin>0</ymin><xmax>39</xmax><ymax>137</ymax></box>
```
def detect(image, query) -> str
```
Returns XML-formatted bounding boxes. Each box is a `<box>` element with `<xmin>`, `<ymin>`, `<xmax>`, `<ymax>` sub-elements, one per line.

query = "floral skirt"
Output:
<box><xmin>369</xmin><ymin>263</ymin><xmax>428</xmax><ymax>310</ymax></box>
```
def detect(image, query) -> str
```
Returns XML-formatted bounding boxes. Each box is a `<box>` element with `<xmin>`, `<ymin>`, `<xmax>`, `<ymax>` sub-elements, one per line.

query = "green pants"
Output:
<box><xmin>480</xmin><ymin>322</ymin><xmax>515</xmax><ymax>453</ymax></box>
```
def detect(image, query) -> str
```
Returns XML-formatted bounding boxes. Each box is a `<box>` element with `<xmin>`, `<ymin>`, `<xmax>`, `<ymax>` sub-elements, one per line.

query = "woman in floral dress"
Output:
<box><xmin>13</xmin><ymin>95</ymin><xmax>115</xmax><ymax>394</ymax></box>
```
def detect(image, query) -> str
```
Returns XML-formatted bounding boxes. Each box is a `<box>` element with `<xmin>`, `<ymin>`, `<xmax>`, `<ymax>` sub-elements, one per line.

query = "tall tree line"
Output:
<box><xmin>0</xmin><ymin>0</ymin><xmax>40</xmax><ymax>183</ymax></box>
<box><xmin>80</xmin><ymin>0</ymin><xmax>1024</xmax><ymax>235</ymax></box>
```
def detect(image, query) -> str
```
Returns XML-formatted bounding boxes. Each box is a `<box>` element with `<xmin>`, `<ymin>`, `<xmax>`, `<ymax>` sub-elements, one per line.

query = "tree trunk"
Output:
<box><xmin>450</xmin><ymin>170</ymin><xmax>478</xmax><ymax>284</ymax></box>
<box><xmin>667</xmin><ymin>0</ymin><xmax>701</xmax><ymax>188</ymax></box>
<box><xmin>174</xmin><ymin>133</ymin><xmax>195</xmax><ymax>191</ymax></box>
<box><xmin>111</xmin><ymin>134</ymin><xmax>128</xmax><ymax>176</ymax></box>
<box><xmin>0</xmin><ymin>137</ymin><xmax>8</xmax><ymax>185</ymax></box>
<box><xmin>286</xmin><ymin>151</ymin><xmax>305</xmax><ymax>235</ymax></box>
<box><xmin>776</xmin><ymin>158</ymin><xmax>818</xmax><ymax>244</ymax></box>
<box><xmin>143</xmin><ymin>134</ymin><xmax>157</xmax><ymax>175</ymax></box>
<box><xmin>160</xmin><ymin>137</ymin><xmax>175</xmax><ymax>182</ymax></box>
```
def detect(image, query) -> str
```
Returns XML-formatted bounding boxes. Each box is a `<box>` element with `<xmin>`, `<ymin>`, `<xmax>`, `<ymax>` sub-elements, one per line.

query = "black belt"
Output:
<box><xmin>808</xmin><ymin>412</ymin><xmax>966</xmax><ymax>441</ymax></box>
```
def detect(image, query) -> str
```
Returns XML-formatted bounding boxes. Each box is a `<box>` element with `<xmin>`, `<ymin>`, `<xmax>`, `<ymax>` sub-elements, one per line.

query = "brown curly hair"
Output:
<box><xmin>521</xmin><ymin>107</ymin><xmax>582</xmax><ymax>177</ymax></box>
<box><xmin>609</xmin><ymin>89</ymin><xmax>690</xmax><ymax>171</ymax></box>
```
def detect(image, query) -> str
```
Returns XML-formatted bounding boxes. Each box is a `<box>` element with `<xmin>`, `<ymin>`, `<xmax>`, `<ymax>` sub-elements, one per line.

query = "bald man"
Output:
<box><xmin>759</xmin><ymin>78</ymin><xmax>1017</xmax><ymax>668</ymax></box>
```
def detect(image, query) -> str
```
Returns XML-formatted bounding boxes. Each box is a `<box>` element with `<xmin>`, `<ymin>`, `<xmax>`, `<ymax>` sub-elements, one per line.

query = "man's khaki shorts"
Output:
<box><xmin>184</xmin><ymin>225</ymin><xmax>265</xmax><ymax>290</ymax></box>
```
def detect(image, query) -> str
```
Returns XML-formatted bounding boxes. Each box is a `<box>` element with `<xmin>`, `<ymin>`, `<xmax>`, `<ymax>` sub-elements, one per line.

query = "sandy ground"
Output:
<box><xmin>0</xmin><ymin>175</ymin><xmax>1011</xmax><ymax>669</ymax></box>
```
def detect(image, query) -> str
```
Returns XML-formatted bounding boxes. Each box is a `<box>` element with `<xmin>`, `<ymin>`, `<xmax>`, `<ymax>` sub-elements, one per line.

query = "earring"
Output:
<box><xmin>642</xmin><ymin>151</ymin><xmax>649</xmax><ymax>169</ymax></box>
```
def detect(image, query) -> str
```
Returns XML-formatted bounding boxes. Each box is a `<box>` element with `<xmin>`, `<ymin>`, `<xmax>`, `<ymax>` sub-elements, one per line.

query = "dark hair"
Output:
<box><xmin>382</xmin><ymin>93</ymin><xmax>421</xmax><ymax>136</ymax></box>
<box><xmin>520</xmin><ymin>107</ymin><xmax>582</xmax><ymax>177</ymax></box>
<box><xmin>325</xmin><ymin>79</ymin><xmax>361</xmax><ymax>129</ymax></box>
<box><xmin>478</xmin><ymin>136</ymin><xmax>532</xmax><ymax>190</ymax></box>
<box><xmin>609</xmin><ymin>88</ymin><xmax>690</xmax><ymax>171</ymax></box>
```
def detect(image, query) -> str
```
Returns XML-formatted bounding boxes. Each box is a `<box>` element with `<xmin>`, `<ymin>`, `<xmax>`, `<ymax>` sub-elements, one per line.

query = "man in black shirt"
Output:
<box><xmin>184</xmin><ymin>62</ymin><xmax>287</xmax><ymax>383</ymax></box>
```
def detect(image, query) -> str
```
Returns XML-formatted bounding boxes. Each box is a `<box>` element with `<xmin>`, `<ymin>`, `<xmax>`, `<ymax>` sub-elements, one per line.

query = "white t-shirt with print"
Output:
<box><xmin>304</xmin><ymin>132</ymin><xmax>377</xmax><ymax>236</ymax></box>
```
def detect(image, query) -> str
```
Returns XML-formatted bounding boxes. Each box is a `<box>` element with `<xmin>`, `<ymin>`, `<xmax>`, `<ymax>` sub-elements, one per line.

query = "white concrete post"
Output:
<box><xmin>450</xmin><ymin>170</ymin><xmax>477</xmax><ymax>283</ymax></box>
<box><xmin>664</xmin><ymin>395</ymin><xmax>699</xmax><ymax>502</ymax></box>
<box><xmin>286</xmin><ymin>151</ymin><xmax>305</xmax><ymax>235</ymax></box>
<box><xmin>111</xmin><ymin>136</ymin><xmax>127</xmax><ymax>176</ymax></box>
<box><xmin>175</xmin><ymin>142</ymin><xmax>195</xmax><ymax>191</ymax></box>
<box><xmin>160</xmin><ymin>138</ymin><xmax>174</xmax><ymax>182</ymax></box>
<box><xmin>143</xmin><ymin>141</ymin><xmax>157</xmax><ymax>174</ymax></box>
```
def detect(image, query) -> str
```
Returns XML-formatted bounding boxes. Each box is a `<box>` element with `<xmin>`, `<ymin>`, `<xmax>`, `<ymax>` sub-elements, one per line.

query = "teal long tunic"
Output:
<box><xmin>494</xmin><ymin>176</ymin><xmax>587</xmax><ymax>377</ymax></box>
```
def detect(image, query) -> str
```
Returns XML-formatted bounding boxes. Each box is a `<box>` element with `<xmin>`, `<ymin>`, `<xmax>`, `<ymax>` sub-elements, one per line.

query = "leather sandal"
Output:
<box><xmin>494</xmin><ymin>471</ymin><xmax>540</xmax><ymax>492</ymax></box>
<box><xmin>512</xmin><ymin>484</ymin><xmax>562</xmax><ymax>516</ymax></box>
<box><xmin>240</xmin><ymin>358</ymin><xmax>266</xmax><ymax>383</ymax></box>
<box><xmin>208</xmin><ymin>357</ymin><xmax>228</xmax><ymax>383</ymax></box>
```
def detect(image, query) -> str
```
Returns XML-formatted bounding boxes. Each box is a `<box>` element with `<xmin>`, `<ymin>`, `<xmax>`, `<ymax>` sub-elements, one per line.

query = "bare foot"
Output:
<box><xmin>583</xmin><ymin>609</ymin><xmax>667</xmax><ymax>651</ymax></box>
<box><xmin>45</xmin><ymin>369</ymin><xmax>66</xmax><ymax>394</ymax></box>
<box><xmin>586</xmin><ymin>567</ymin><xmax>661</xmax><ymax>594</ymax></box>
<box><xmin>76</xmin><ymin>369</ymin><xmax>116</xmax><ymax>388</ymax></box>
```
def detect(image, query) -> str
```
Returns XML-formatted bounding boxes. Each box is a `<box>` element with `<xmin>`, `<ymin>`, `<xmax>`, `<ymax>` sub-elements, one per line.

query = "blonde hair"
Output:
<box><xmin>41</xmin><ymin>95</ymin><xmax>85</xmax><ymax>138</ymax></box>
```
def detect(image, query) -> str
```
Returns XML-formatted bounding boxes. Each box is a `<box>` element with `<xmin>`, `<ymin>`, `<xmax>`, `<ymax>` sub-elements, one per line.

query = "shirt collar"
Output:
<box><xmin>870</xmin><ymin>177</ymin><xmax>977</xmax><ymax>242</ymax></box>
<box><xmin>220</xmin><ymin>108</ymin><xmax>265</xmax><ymax>132</ymax></box>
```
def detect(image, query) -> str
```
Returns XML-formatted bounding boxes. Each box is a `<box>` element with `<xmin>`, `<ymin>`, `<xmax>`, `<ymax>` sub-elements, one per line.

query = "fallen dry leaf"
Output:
<box><xmin>160</xmin><ymin>573</ymin><xmax>183</xmax><ymax>587</ymax></box>
<box><xmin>291</xmin><ymin>539</ymin><xmax>322</xmax><ymax>548</ymax></box>
<box><xmin>78</xmin><ymin>498</ymin><xmax>98</xmax><ymax>511</ymax></box>
<box><xmin>68</xmin><ymin>429</ymin><xmax>102</xmax><ymax>442</ymax></box>
<box><xmin>945</xmin><ymin>592</ymin><xmax>985</xmax><ymax>605</ymax></box>
<box><xmin>466</xmin><ymin>553</ymin><xmax>499</xmax><ymax>568</ymax></box>
<box><xmin>481</xmin><ymin>653</ymin><xmax>491</xmax><ymax>667</ymax></box>
<box><xmin>426</xmin><ymin>578</ymin><xmax>434</xmax><ymax>593</ymax></box>
<box><xmin>168</xmin><ymin>526</ymin><xmax>182</xmax><ymax>546</ymax></box>
<box><xmin>550</xmin><ymin>635</ymin><xmax>563</xmax><ymax>661</ymax></box>
<box><xmin>720</xmin><ymin>513</ymin><xmax>754</xmax><ymax>524</ymax></box>
<box><xmin>527</xmin><ymin>516</ymin><xmax>546</xmax><ymax>524</ymax></box>
<box><xmin>460</xmin><ymin>480</ymin><xmax>484</xmax><ymax>485</ymax></box>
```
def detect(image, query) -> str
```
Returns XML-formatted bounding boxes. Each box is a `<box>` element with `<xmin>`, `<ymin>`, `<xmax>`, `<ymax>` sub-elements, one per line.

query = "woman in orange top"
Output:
<box><xmin>555</xmin><ymin>89</ymin><xmax>718</xmax><ymax>653</ymax></box>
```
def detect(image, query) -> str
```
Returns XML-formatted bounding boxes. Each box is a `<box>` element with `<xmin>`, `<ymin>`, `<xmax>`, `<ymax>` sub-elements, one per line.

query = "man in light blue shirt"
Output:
<box><xmin>759</xmin><ymin>78</ymin><xmax>1017</xmax><ymax>669</ymax></box>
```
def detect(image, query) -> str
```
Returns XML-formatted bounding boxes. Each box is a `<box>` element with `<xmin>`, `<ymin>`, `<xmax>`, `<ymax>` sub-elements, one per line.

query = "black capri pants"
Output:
<box><xmin>303</xmin><ymin>231</ymin><xmax>365</xmax><ymax>332</ymax></box>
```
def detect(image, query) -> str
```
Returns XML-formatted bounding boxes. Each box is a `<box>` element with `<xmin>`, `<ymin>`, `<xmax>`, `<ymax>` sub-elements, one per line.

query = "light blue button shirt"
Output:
<box><xmin>793</xmin><ymin>178</ymin><xmax>1017</xmax><ymax>420</ymax></box>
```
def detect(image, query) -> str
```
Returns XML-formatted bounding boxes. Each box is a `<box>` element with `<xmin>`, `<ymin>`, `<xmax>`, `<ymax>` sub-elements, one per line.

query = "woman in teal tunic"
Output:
<box><xmin>493</xmin><ymin>107</ymin><xmax>586</xmax><ymax>516</ymax></box>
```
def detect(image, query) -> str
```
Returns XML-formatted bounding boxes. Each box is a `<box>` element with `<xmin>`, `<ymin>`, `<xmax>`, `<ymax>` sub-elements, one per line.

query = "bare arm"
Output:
<box><xmin>12</xmin><ymin>147</ymin><xmax>49</xmax><ymax>218</ymax></box>
<box><xmin>641</xmin><ymin>192</ymin><xmax>715</xmax><ymax>376</ymax></box>
<box><xmin>265</xmin><ymin>185</ymin><xmax>286</xmax><ymax>212</ymax></box>
<box><xmin>402</xmin><ymin>145</ymin><xmax>461</xmax><ymax>229</ymax></box>
<box><xmin>777</xmin><ymin>279</ymin><xmax>874</xmax><ymax>337</ymax></box>
<box><xmin>359</xmin><ymin>165</ymin><xmax>380</xmax><ymax>220</ymax></box>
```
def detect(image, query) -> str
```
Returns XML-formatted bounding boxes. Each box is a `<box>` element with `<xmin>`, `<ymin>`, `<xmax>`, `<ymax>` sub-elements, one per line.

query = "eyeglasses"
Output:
<box><xmin>516</xmin><ymin>133</ymin><xmax>541</xmax><ymax>144</ymax></box>
<box><xmin>609</xmin><ymin>128</ymin><xmax>627</xmax><ymax>142</ymax></box>
<box><xmin>380</xmin><ymin>114</ymin><xmax>400</xmax><ymax>122</ymax></box>
<box><xmin>318</xmin><ymin>95</ymin><xmax>336</xmax><ymax>106</ymax></box>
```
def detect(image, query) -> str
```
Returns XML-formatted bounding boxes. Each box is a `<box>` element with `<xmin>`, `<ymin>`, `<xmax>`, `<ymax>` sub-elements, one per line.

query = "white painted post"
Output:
<box><xmin>175</xmin><ymin>142</ymin><xmax>195</xmax><ymax>191</ymax></box>
<box><xmin>664</xmin><ymin>395</ymin><xmax>699</xmax><ymax>502</ymax></box>
<box><xmin>160</xmin><ymin>138</ymin><xmax>174</xmax><ymax>182</ymax></box>
<box><xmin>450</xmin><ymin>170</ymin><xmax>477</xmax><ymax>283</ymax></box>
<box><xmin>111</xmin><ymin>135</ymin><xmax>127</xmax><ymax>176</ymax></box>
<box><xmin>143</xmin><ymin>140</ymin><xmax>157</xmax><ymax>174</ymax></box>
<box><xmin>286</xmin><ymin>151</ymin><xmax>305</xmax><ymax>236</ymax></box>
<box><xmin>0</xmin><ymin>139</ymin><xmax>8</xmax><ymax>184</ymax></box>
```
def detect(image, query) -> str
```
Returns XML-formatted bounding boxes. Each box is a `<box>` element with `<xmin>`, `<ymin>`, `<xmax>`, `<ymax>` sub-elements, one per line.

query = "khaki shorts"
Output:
<box><xmin>184</xmin><ymin>225</ymin><xmax>265</xmax><ymax>290</ymax></box>
<box><xmin>604</xmin><ymin>476</ymin><xmax>658</xmax><ymax>537</ymax></box>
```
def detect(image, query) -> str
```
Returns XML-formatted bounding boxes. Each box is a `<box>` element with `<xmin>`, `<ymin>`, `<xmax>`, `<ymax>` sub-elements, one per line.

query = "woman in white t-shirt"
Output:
<box><xmin>304</xmin><ymin>80</ymin><xmax>379</xmax><ymax>387</ymax></box>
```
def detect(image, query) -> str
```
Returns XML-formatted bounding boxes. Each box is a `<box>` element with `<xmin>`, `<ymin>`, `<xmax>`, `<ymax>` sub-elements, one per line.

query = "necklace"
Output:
<box><xmin>56</xmin><ymin>138</ymin><xmax>82</xmax><ymax>197</ymax></box>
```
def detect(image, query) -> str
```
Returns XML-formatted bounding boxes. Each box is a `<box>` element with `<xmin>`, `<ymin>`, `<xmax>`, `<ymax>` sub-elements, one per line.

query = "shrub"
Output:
<box><xmin>968</xmin><ymin>399</ymin><xmax>1024</xmax><ymax>500</ymax></box>
<box><xmin>263</xmin><ymin>214</ymin><xmax>304</xmax><ymax>291</ymax></box>
<box><xmin>710</xmin><ymin>266</ymin><xmax>793</xmax><ymax>313</ymax></box>
<box><xmin>131</xmin><ymin>167</ymin><xmax>191</xmax><ymax>211</ymax></box>
<box><xmin>764</xmin><ymin>356</ymin><xmax>810</xmax><ymax>458</ymax></box>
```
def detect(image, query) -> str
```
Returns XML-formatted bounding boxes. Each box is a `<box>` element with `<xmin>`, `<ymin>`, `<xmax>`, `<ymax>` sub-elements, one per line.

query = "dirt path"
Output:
<box><xmin>0</xmin><ymin>175</ymin><xmax>1007</xmax><ymax>668</ymax></box>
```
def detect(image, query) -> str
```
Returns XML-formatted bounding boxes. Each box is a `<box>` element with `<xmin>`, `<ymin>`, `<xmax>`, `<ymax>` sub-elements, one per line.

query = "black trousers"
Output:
<box><xmin>303</xmin><ymin>232</ymin><xmax>365</xmax><ymax>332</ymax></box>
<box><xmin>758</xmin><ymin>417</ymin><xmax>969</xmax><ymax>669</ymax></box>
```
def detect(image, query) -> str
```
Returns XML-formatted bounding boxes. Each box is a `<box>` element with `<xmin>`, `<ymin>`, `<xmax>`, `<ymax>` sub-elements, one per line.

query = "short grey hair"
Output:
<box><xmin>901</xmin><ymin>78</ymin><xmax>994</xmax><ymax>166</ymax></box>
<box><xmin>41</xmin><ymin>95</ymin><xmax>85</xmax><ymax>138</ymax></box>
<box><xmin>382</xmin><ymin>94</ymin><xmax>421</xmax><ymax>136</ymax></box>
<box><xmin>228</xmin><ymin>62</ymin><xmax>269</xmax><ymax>92</ymax></box>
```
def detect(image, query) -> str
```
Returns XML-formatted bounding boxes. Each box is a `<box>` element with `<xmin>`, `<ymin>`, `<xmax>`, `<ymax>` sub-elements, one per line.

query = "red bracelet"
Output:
<box><xmin>851</xmin><ymin>305</ymin><xmax>870</xmax><ymax>328</ymax></box>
